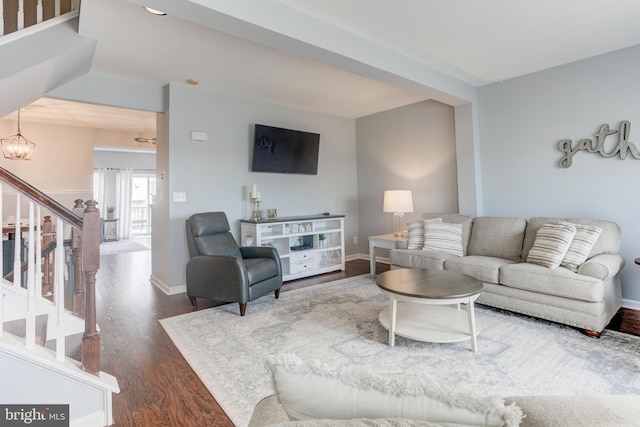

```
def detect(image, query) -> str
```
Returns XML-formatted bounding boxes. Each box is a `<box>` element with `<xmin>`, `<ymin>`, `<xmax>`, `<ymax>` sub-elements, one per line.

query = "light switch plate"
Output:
<box><xmin>173</xmin><ymin>192</ymin><xmax>187</xmax><ymax>202</ymax></box>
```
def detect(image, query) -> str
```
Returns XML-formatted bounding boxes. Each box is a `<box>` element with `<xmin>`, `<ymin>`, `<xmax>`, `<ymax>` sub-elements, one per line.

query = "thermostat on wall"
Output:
<box><xmin>190</xmin><ymin>130</ymin><xmax>207</xmax><ymax>141</ymax></box>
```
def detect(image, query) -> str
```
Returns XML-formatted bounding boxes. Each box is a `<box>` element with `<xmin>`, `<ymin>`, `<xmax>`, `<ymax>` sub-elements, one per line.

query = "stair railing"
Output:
<box><xmin>1</xmin><ymin>0</ymin><xmax>80</xmax><ymax>36</ymax></box>
<box><xmin>0</xmin><ymin>166</ymin><xmax>101</xmax><ymax>375</ymax></box>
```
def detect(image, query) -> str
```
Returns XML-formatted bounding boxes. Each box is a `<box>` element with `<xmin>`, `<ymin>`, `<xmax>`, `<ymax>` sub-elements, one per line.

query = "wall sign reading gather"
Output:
<box><xmin>558</xmin><ymin>120</ymin><xmax>640</xmax><ymax>168</ymax></box>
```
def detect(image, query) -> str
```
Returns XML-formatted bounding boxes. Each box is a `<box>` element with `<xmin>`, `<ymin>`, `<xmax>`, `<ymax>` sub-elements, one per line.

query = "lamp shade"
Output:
<box><xmin>383</xmin><ymin>190</ymin><xmax>414</xmax><ymax>213</ymax></box>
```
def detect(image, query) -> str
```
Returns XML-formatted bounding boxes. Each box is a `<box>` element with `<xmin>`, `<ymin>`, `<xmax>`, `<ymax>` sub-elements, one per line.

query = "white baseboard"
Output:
<box><xmin>622</xmin><ymin>298</ymin><xmax>640</xmax><ymax>310</ymax></box>
<box><xmin>150</xmin><ymin>274</ymin><xmax>186</xmax><ymax>296</ymax></box>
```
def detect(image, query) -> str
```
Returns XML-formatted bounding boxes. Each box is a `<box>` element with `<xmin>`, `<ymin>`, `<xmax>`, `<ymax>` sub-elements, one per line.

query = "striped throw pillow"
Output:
<box><xmin>407</xmin><ymin>221</ymin><xmax>425</xmax><ymax>249</ymax></box>
<box><xmin>561</xmin><ymin>223</ymin><xmax>602</xmax><ymax>272</ymax></box>
<box><xmin>526</xmin><ymin>222</ymin><xmax>577</xmax><ymax>268</ymax></box>
<box><xmin>423</xmin><ymin>221</ymin><xmax>463</xmax><ymax>257</ymax></box>
<box><xmin>407</xmin><ymin>218</ymin><xmax>442</xmax><ymax>249</ymax></box>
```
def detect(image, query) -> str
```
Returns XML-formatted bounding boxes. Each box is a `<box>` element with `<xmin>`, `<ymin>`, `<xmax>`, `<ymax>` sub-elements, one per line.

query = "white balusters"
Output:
<box><xmin>0</xmin><ymin>1</ymin><xmax>4</xmax><ymax>36</ymax></box>
<box><xmin>13</xmin><ymin>194</ymin><xmax>21</xmax><ymax>288</ymax></box>
<box><xmin>55</xmin><ymin>218</ymin><xmax>65</xmax><ymax>361</ymax></box>
<box><xmin>36</xmin><ymin>0</ymin><xmax>43</xmax><ymax>24</ymax></box>
<box><xmin>17</xmin><ymin>0</ymin><xmax>24</xmax><ymax>31</ymax></box>
<box><xmin>25</xmin><ymin>201</ymin><xmax>35</xmax><ymax>349</ymax></box>
<box><xmin>35</xmin><ymin>205</ymin><xmax>42</xmax><ymax>297</ymax></box>
<box><xmin>0</xmin><ymin>182</ymin><xmax>3</xmax><ymax>336</ymax></box>
<box><xmin>2</xmin><ymin>0</ymin><xmax>79</xmax><ymax>37</ymax></box>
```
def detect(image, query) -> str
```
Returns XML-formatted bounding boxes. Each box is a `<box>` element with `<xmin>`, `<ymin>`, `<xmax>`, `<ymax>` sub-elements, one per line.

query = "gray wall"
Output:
<box><xmin>152</xmin><ymin>84</ymin><xmax>359</xmax><ymax>293</ymax></box>
<box><xmin>478</xmin><ymin>44</ymin><xmax>640</xmax><ymax>303</ymax></box>
<box><xmin>355</xmin><ymin>100</ymin><xmax>458</xmax><ymax>256</ymax></box>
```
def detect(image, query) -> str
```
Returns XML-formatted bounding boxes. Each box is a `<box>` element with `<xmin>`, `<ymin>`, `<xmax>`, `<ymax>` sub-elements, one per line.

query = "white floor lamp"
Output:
<box><xmin>383</xmin><ymin>190</ymin><xmax>414</xmax><ymax>237</ymax></box>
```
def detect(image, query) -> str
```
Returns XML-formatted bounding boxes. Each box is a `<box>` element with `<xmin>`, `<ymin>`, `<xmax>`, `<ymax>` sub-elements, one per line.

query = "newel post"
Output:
<box><xmin>72</xmin><ymin>200</ymin><xmax>85</xmax><ymax>317</ymax></box>
<box><xmin>81</xmin><ymin>200</ymin><xmax>101</xmax><ymax>375</ymax></box>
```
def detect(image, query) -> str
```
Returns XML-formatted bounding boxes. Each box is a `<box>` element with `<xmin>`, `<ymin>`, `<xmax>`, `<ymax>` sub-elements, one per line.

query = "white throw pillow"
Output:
<box><xmin>422</xmin><ymin>221</ymin><xmax>463</xmax><ymax>257</ymax></box>
<box><xmin>268</xmin><ymin>354</ymin><xmax>522</xmax><ymax>427</ymax></box>
<box><xmin>526</xmin><ymin>222</ymin><xmax>577</xmax><ymax>269</ymax></box>
<box><xmin>560</xmin><ymin>223</ymin><xmax>602</xmax><ymax>272</ymax></box>
<box><xmin>407</xmin><ymin>218</ymin><xmax>442</xmax><ymax>250</ymax></box>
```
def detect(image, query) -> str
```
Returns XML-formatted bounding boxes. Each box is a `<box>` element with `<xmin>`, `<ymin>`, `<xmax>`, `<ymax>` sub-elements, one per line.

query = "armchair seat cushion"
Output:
<box><xmin>245</xmin><ymin>258</ymin><xmax>280</xmax><ymax>284</ymax></box>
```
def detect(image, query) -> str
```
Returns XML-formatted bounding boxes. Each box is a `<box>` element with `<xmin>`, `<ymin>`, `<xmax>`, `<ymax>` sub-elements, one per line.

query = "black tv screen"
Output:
<box><xmin>251</xmin><ymin>124</ymin><xmax>320</xmax><ymax>175</ymax></box>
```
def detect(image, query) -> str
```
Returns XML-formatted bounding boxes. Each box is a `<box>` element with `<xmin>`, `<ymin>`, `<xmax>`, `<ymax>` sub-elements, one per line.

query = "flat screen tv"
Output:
<box><xmin>251</xmin><ymin>124</ymin><xmax>320</xmax><ymax>175</ymax></box>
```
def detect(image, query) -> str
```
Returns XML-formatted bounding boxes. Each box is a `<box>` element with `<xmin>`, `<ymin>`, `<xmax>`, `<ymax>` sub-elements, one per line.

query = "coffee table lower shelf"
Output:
<box><xmin>379</xmin><ymin>304</ymin><xmax>481</xmax><ymax>350</ymax></box>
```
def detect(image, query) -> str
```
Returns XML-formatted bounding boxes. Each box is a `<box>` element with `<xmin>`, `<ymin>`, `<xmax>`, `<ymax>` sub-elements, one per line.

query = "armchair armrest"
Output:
<box><xmin>186</xmin><ymin>255</ymin><xmax>249</xmax><ymax>302</ymax></box>
<box><xmin>577</xmin><ymin>253</ymin><xmax>625</xmax><ymax>280</ymax></box>
<box><xmin>241</xmin><ymin>246</ymin><xmax>279</xmax><ymax>260</ymax></box>
<box><xmin>240</xmin><ymin>246</ymin><xmax>283</xmax><ymax>279</ymax></box>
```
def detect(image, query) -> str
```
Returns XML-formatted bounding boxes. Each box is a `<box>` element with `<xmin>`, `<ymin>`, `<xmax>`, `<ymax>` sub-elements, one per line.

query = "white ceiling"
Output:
<box><xmin>6</xmin><ymin>0</ymin><xmax>640</xmax><ymax>131</ymax></box>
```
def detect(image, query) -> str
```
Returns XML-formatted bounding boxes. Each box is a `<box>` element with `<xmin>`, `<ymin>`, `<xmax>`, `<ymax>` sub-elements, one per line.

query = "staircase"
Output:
<box><xmin>0</xmin><ymin>0</ymin><xmax>96</xmax><ymax>118</ymax></box>
<box><xmin>0</xmin><ymin>167</ymin><xmax>119</xmax><ymax>426</ymax></box>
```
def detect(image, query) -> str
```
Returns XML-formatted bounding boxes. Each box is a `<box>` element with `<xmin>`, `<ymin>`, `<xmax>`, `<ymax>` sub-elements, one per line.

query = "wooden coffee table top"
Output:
<box><xmin>376</xmin><ymin>268</ymin><xmax>483</xmax><ymax>299</ymax></box>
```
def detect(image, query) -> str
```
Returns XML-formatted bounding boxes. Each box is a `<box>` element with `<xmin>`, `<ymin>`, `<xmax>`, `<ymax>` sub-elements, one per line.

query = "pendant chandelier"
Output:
<box><xmin>1</xmin><ymin>109</ymin><xmax>35</xmax><ymax>160</ymax></box>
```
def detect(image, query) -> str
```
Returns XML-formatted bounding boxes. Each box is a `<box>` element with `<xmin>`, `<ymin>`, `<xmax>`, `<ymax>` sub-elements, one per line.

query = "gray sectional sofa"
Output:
<box><xmin>389</xmin><ymin>214</ymin><xmax>625</xmax><ymax>336</ymax></box>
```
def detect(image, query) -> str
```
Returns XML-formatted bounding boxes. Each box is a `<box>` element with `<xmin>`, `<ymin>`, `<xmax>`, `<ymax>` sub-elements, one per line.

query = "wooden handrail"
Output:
<box><xmin>0</xmin><ymin>167</ymin><xmax>82</xmax><ymax>230</ymax></box>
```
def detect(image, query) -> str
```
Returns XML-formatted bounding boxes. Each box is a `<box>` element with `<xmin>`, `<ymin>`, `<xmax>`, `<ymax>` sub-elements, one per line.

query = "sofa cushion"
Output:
<box><xmin>445</xmin><ymin>256</ymin><xmax>516</xmax><ymax>284</ymax></box>
<box><xmin>268</xmin><ymin>354</ymin><xmax>523</xmax><ymax>426</ymax></box>
<box><xmin>390</xmin><ymin>249</ymin><xmax>452</xmax><ymax>270</ymax></box>
<box><xmin>525</xmin><ymin>223</ymin><xmax>576</xmax><ymax>269</ymax></box>
<box><xmin>521</xmin><ymin>218</ymin><xmax>621</xmax><ymax>261</ymax></box>
<box><xmin>499</xmin><ymin>263</ymin><xmax>604</xmax><ymax>302</ymax></box>
<box><xmin>560</xmin><ymin>223</ymin><xmax>603</xmax><ymax>272</ymax></box>
<box><xmin>420</xmin><ymin>214</ymin><xmax>474</xmax><ymax>256</ymax></box>
<box><xmin>467</xmin><ymin>217</ymin><xmax>526</xmax><ymax>262</ymax></box>
<box><xmin>423</xmin><ymin>221</ymin><xmax>463</xmax><ymax>257</ymax></box>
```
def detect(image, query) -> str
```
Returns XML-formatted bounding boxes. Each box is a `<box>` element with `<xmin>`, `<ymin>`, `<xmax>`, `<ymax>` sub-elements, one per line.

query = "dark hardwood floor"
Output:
<box><xmin>93</xmin><ymin>247</ymin><xmax>639</xmax><ymax>426</ymax></box>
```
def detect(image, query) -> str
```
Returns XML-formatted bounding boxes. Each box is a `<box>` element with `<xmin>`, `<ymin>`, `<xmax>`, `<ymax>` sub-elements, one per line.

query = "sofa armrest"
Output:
<box><xmin>577</xmin><ymin>253</ymin><xmax>625</xmax><ymax>280</ymax></box>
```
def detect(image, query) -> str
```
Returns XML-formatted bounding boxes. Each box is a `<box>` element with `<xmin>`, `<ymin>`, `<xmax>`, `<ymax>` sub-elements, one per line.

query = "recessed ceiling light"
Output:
<box><xmin>144</xmin><ymin>7</ymin><xmax>166</xmax><ymax>16</ymax></box>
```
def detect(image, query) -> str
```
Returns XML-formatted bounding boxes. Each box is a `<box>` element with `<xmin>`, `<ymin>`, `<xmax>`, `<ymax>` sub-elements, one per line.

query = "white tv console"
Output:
<box><xmin>239</xmin><ymin>214</ymin><xmax>345</xmax><ymax>281</ymax></box>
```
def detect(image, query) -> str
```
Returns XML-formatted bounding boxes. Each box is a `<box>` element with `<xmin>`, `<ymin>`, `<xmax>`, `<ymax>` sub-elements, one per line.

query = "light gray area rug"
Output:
<box><xmin>99</xmin><ymin>239</ymin><xmax>149</xmax><ymax>256</ymax></box>
<box><xmin>160</xmin><ymin>275</ymin><xmax>640</xmax><ymax>427</ymax></box>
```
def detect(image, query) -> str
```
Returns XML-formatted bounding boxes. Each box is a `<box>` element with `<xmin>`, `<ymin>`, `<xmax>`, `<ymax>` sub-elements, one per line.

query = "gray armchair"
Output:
<box><xmin>185</xmin><ymin>212</ymin><xmax>283</xmax><ymax>316</ymax></box>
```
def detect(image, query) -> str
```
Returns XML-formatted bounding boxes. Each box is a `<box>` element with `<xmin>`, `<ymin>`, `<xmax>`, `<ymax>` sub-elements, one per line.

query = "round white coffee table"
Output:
<box><xmin>376</xmin><ymin>268</ymin><xmax>483</xmax><ymax>352</ymax></box>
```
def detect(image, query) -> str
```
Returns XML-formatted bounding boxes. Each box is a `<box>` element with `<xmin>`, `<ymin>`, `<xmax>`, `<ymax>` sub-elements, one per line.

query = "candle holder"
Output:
<box><xmin>251</xmin><ymin>197</ymin><xmax>262</xmax><ymax>221</ymax></box>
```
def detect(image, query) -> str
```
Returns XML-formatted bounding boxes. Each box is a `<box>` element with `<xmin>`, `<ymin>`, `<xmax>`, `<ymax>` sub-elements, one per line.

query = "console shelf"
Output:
<box><xmin>240</xmin><ymin>214</ymin><xmax>345</xmax><ymax>281</ymax></box>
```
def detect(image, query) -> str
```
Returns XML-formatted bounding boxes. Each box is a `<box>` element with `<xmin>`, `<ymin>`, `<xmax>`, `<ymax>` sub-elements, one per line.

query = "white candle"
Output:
<box><xmin>256</xmin><ymin>192</ymin><xmax>261</xmax><ymax>201</ymax></box>
<box><xmin>251</xmin><ymin>184</ymin><xmax>257</xmax><ymax>198</ymax></box>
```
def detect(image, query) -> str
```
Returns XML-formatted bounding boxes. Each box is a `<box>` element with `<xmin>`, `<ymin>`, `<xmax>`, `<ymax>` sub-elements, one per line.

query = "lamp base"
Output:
<box><xmin>393</xmin><ymin>212</ymin><xmax>405</xmax><ymax>237</ymax></box>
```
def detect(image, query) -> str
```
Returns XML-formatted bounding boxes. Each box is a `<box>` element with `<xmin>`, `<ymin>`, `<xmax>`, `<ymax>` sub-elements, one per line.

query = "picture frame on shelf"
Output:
<box><xmin>266</xmin><ymin>208</ymin><xmax>278</xmax><ymax>220</ymax></box>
